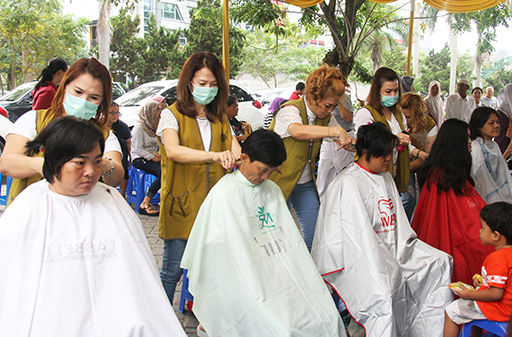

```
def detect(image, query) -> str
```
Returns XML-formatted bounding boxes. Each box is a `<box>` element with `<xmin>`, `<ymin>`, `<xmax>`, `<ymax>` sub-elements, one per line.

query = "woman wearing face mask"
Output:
<box><xmin>31</xmin><ymin>58</ymin><xmax>68</xmax><ymax>110</ymax></box>
<box><xmin>354</xmin><ymin>67</ymin><xmax>411</xmax><ymax>194</ymax></box>
<box><xmin>0</xmin><ymin>58</ymin><xmax>124</xmax><ymax>205</ymax></box>
<box><xmin>268</xmin><ymin>64</ymin><xmax>353</xmax><ymax>251</ymax></box>
<box><xmin>155</xmin><ymin>52</ymin><xmax>241</xmax><ymax>304</ymax></box>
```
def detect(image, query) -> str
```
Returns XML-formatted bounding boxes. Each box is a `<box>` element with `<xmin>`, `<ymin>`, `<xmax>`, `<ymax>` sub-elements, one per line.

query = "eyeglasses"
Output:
<box><xmin>109</xmin><ymin>111</ymin><xmax>121</xmax><ymax>115</ymax></box>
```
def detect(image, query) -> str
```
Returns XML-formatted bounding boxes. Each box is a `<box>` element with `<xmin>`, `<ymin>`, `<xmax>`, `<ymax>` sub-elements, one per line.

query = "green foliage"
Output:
<box><xmin>110</xmin><ymin>8</ymin><xmax>181</xmax><ymax>87</ymax></box>
<box><xmin>181</xmin><ymin>0</ymin><xmax>247</xmax><ymax>78</ymax></box>
<box><xmin>415</xmin><ymin>44</ymin><xmax>474</xmax><ymax>94</ymax></box>
<box><xmin>0</xmin><ymin>0</ymin><xmax>87</xmax><ymax>89</ymax></box>
<box><xmin>240</xmin><ymin>28</ymin><xmax>326</xmax><ymax>88</ymax></box>
<box><xmin>483</xmin><ymin>67</ymin><xmax>512</xmax><ymax>93</ymax></box>
<box><xmin>452</xmin><ymin>4</ymin><xmax>511</xmax><ymax>55</ymax></box>
<box><xmin>110</xmin><ymin>7</ymin><xmax>141</xmax><ymax>84</ymax></box>
<box><xmin>231</xmin><ymin>0</ymin><xmax>410</xmax><ymax>77</ymax></box>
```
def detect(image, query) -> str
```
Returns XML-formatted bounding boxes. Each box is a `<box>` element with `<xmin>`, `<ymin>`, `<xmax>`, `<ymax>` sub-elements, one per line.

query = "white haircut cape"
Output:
<box><xmin>471</xmin><ymin>137</ymin><xmax>512</xmax><ymax>203</ymax></box>
<box><xmin>181</xmin><ymin>170</ymin><xmax>345</xmax><ymax>337</ymax></box>
<box><xmin>312</xmin><ymin>163</ymin><xmax>453</xmax><ymax>337</ymax></box>
<box><xmin>0</xmin><ymin>180</ymin><xmax>186</xmax><ymax>337</ymax></box>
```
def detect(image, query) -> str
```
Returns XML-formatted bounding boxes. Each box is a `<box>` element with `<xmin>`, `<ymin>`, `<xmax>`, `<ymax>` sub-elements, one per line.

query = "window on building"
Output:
<box><xmin>162</xmin><ymin>3</ymin><xmax>183</xmax><ymax>21</ymax></box>
<box><xmin>144</xmin><ymin>0</ymin><xmax>152</xmax><ymax>32</ymax></box>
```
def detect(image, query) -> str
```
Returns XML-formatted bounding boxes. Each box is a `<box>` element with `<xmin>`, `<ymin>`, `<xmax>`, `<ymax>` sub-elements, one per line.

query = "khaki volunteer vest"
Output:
<box><xmin>269</xmin><ymin>97</ymin><xmax>329</xmax><ymax>200</ymax></box>
<box><xmin>158</xmin><ymin>103</ymin><xmax>232</xmax><ymax>240</ymax></box>
<box><xmin>364</xmin><ymin>104</ymin><xmax>410</xmax><ymax>193</ymax></box>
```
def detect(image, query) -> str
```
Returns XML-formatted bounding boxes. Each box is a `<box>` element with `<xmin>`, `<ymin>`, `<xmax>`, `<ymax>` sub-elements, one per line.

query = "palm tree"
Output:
<box><xmin>97</xmin><ymin>0</ymin><xmax>111</xmax><ymax>69</ymax></box>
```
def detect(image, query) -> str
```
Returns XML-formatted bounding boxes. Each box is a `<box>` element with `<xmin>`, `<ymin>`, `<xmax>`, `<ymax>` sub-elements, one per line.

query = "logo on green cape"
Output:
<box><xmin>258</xmin><ymin>206</ymin><xmax>275</xmax><ymax>229</ymax></box>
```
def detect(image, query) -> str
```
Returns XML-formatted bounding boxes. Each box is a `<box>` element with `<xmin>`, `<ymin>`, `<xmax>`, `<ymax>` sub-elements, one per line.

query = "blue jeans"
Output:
<box><xmin>160</xmin><ymin>239</ymin><xmax>187</xmax><ymax>305</ymax></box>
<box><xmin>400</xmin><ymin>172</ymin><xmax>417</xmax><ymax>221</ymax></box>
<box><xmin>287</xmin><ymin>180</ymin><xmax>320</xmax><ymax>251</ymax></box>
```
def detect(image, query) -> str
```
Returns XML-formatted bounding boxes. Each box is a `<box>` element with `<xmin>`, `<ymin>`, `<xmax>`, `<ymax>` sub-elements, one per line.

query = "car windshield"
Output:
<box><xmin>1</xmin><ymin>82</ymin><xmax>35</xmax><ymax>102</ymax></box>
<box><xmin>116</xmin><ymin>85</ymin><xmax>164</xmax><ymax>106</ymax></box>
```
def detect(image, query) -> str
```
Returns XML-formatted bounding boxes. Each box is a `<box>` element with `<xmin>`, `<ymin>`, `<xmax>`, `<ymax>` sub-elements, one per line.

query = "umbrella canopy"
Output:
<box><xmin>287</xmin><ymin>0</ymin><xmax>504</xmax><ymax>12</ymax></box>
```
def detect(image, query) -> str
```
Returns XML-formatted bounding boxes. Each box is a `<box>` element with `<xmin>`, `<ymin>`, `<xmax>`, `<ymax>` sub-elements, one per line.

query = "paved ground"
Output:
<box><xmin>138</xmin><ymin>212</ymin><xmax>200</xmax><ymax>336</ymax></box>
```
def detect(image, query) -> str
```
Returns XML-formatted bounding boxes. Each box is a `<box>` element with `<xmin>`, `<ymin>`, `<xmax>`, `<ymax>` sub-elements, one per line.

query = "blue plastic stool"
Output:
<box><xmin>460</xmin><ymin>319</ymin><xmax>507</xmax><ymax>337</ymax></box>
<box><xmin>0</xmin><ymin>174</ymin><xmax>13</xmax><ymax>206</ymax></box>
<box><xmin>144</xmin><ymin>172</ymin><xmax>160</xmax><ymax>204</ymax></box>
<box><xmin>178</xmin><ymin>269</ymin><xmax>194</xmax><ymax>313</ymax></box>
<box><xmin>126</xmin><ymin>166</ymin><xmax>160</xmax><ymax>213</ymax></box>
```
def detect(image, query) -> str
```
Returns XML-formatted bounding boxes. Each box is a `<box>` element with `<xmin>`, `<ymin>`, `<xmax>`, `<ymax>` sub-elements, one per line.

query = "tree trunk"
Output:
<box><xmin>98</xmin><ymin>0</ymin><xmax>111</xmax><ymax>69</ymax></box>
<box><xmin>319</xmin><ymin>0</ymin><xmax>365</xmax><ymax>78</ymax></box>
<box><xmin>473</xmin><ymin>29</ymin><xmax>483</xmax><ymax>88</ymax></box>
<box><xmin>448</xmin><ymin>15</ymin><xmax>458</xmax><ymax>95</ymax></box>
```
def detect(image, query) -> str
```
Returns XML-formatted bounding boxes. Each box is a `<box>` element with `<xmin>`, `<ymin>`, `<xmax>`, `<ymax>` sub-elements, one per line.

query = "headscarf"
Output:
<box><xmin>138</xmin><ymin>100</ymin><xmax>161</xmax><ymax>137</ymax></box>
<box><xmin>400</xmin><ymin>76</ymin><xmax>414</xmax><ymax>93</ymax></box>
<box><xmin>424</xmin><ymin>81</ymin><xmax>443</xmax><ymax>127</ymax></box>
<box><xmin>269</xmin><ymin>97</ymin><xmax>286</xmax><ymax>113</ymax></box>
<box><xmin>498</xmin><ymin>83</ymin><xmax>512</xmax><ymax>119</ymax></box>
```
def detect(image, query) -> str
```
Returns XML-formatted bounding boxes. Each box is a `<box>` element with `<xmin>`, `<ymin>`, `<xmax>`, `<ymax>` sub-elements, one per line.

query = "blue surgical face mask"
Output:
<box><xmin>381</xmin><ymin>94</ymin><xmax>399</xmax><ymax>107</ymax></box>
<box><xmin>63</xmin><ymin>93</ymin><xmax>99</xmax><ymax>120</ymax></box>
<box><xmin>191</xmin><ymin>84</ymin><xmax>218</xmax><ymax>106</ymax></box>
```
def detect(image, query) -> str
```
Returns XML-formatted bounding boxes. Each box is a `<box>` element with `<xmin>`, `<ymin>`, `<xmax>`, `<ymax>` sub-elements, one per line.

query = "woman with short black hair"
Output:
<box><xmin>0</xmin><ymin>116</ymin><xmax>186</xmax><ymax>336</ymax></box>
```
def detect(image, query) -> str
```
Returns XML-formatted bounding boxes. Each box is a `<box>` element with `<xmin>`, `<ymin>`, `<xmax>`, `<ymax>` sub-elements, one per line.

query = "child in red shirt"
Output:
<box><xmin>443</xmin><ymin>202</ymin><xmax>512</xmax><ymax>337</ymax></box>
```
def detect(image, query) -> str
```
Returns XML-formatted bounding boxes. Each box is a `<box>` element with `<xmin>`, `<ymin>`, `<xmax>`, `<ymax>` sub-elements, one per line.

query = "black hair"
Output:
<box><xmin>417</xmin><ymin>118</ymin><xmax>474</xmax><ymax>196</ymax></box>
<box><xmin>356</xmin><ymin>122</ymin><xmax>397</xmax><ymax>161</ymax></box>
<box><xmin>227</xmin><ymin>95</ymin><xmax>237</xmax><ymax>107</ymax></box>
<box><xmin>242</xmin><ymin>129</ymin><xmax>286</xmax><ymax>167</ymax></box>
<box><xmin>469</xmin><ymin>106</ymin><xmax>499</xmax><ymax>140</ymax></box>
<box><xmin>111</xmin><ymin>101</ymin><xmax>119</xmax><ymax>108</ymax></box>
<box><xmin>296</xmin><ymin>82</ymin><xmax>305</xmax><ymax>91</ymax></box>
<box><xmin>25</xmin><ymin>116</ymin><xmax>105</xmax><ymax>183</ymax></box>
<box><xmin>471</xmin><ymin>87</ymin><xmax>483</xmax><ymax>94</ymax></box>
<box><xmin>481</xmin><ymin>202</ymin><xmax>512</xmax><ymax>244</ymax></box>
<box><xmin>34</xmin><ymin>58</ymin><xmax>68</xmax><ymax>91</ymax></box>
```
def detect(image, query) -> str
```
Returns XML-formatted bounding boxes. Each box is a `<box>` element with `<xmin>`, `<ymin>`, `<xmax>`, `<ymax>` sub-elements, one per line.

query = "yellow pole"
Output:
<box><xmin>222</xmin><ymin>0</ymin><xmax>230</xmax><ymax>84</ymax></box>
<box><xmin>406</xmin><ymin>0</ymin><xmax>415</xmax><ymax>76</ymax></box>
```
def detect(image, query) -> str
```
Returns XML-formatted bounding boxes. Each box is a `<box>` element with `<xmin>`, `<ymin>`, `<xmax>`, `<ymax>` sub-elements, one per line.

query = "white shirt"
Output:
<box><xmin>156</xmin><ymin>108</ymin><xmax>234</xmax><ymax>151</ymax></box>
<box><xmin>480</xmin><ymin>96</ymin><xmax>498</xmax><ymax>110</ymax></box>
<box><xmin>273</xmin><ymin>101</ymin><xmax>341</xmax><ymax>184</ymax></box>
<box><xmin>9</xmin><ymin>110</ymin><xmax>121</xmax><ymax>154</ymax></box>
<box><xmin>445</xmin><ymin>93</ymin><xmax>476</xmax><ymax>123</ymax></box>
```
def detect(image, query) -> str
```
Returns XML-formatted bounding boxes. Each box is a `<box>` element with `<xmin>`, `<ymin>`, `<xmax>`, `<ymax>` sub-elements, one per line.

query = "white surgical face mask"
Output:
<box><xmin>63</xmin><ymin>93</ymin><xmax>99</xmax><ymax>120</ymax></box>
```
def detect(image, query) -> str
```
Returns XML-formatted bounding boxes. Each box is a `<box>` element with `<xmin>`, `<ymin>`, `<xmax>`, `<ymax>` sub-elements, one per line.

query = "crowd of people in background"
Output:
<box><xmin>1</xmin><ymin>53</ymin><xmax>512</xmax><ymax>337</ymax></box>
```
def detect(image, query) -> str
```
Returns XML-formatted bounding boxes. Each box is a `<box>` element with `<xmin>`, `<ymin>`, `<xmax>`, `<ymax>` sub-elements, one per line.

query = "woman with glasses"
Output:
<box><xmin>268</xmin><ymin>64</ymin><xmax>352</xmax><ymax>251</ymax></box>
<box><xmin>106</xmin><ymin>102</ymin><xmax>131</xmax><ymax>197</ymax></box>
<box><xmin>0</xmin><ymin>58</ymin><xmax>124</xmax><ymax>205</ymax></box>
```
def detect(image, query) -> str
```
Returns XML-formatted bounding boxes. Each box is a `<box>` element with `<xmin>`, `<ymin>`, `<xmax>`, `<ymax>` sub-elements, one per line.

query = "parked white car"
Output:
<box><xmin>0</xmin><ymin>114</ymin><xmax>13</xmax><ymax>154</ymax></box>
<box><xmin>116</xmin><ymin>80</ymin><xmax>264</xmax><ymax>129</ymax></box>
<box><xmin>256</xmin><ymin>88</ymin><xmax>295</xmax><ymax>108</ymax></box>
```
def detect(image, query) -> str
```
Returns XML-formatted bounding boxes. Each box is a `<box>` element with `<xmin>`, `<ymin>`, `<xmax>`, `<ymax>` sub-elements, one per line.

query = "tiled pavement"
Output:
<box><xmin>138</xmin><ymin>213</ymin><xmax>200</xmax><ymax>336</ymax></box>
